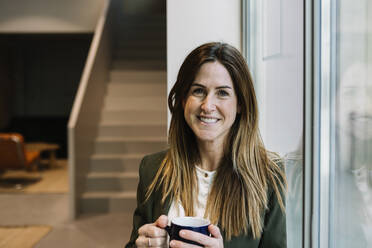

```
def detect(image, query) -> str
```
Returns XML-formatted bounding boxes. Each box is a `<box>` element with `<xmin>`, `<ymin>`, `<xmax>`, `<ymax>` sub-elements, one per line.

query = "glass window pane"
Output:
<box><xmin>333</xmin><ymin>0</ymin><xmax>372</xmax><ymax>247</ymax></box>
<box><xmin>244</xmin><ymin>1</ymin><xmax>304</xmax><ymax>247</ymax></box>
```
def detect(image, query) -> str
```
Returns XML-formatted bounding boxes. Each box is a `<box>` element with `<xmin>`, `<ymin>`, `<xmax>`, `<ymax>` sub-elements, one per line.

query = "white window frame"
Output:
<box><xmin>242</xmin><ymin>0</ymin><xmax>337</xmax><ymax>247</ymax></box>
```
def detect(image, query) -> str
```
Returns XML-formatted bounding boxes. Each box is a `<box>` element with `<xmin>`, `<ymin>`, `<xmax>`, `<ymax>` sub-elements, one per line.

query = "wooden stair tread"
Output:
<box><xmin>82</xmin><ymin>191</ymin><xmax>137</xmax><ymax>198</ymax></box>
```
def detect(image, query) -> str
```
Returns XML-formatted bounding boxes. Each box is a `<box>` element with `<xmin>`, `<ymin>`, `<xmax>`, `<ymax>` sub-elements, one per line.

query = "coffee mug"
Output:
<box><xmin>165</xmin><ymin>217</ymin><xmax>210</xmax><ymax>247</ymax></box>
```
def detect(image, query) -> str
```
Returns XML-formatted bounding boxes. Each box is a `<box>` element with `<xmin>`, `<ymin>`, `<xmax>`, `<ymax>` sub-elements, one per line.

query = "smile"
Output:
<box><xmin>198</xmin><ymin>116</ymin><xmax>220</xmax><ymax>124</ymax></box>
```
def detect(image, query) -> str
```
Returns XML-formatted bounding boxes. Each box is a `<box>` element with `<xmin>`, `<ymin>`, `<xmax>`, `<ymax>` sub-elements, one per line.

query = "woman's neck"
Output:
<box><xmin>197</xmin><ymin>141</ymin><xmax>224</xmax><ymax>171</ymax></box>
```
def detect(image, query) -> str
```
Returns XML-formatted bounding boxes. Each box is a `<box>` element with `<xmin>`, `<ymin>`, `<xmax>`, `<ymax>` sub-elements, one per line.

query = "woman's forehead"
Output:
<box><xmin>193</xmin><ymin>61</ymin><xmax>234</xmax><ymax>88</ymax></box>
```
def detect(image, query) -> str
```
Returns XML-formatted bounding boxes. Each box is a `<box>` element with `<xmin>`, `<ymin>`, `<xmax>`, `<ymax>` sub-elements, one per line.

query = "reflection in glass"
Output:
<box><xmin>333</xmin><ymin>0</ymin><xmax>372</xmax><ymax>246</ymax></box>
<box><xmin>244</xmin><ymin>0</ymin><xmax>304</xmax><ymax>247</ymax></box>
<box><xmin>284</xmin><ymin>141</ymin><xmax>303</xmax><ymax>248</ymax></box>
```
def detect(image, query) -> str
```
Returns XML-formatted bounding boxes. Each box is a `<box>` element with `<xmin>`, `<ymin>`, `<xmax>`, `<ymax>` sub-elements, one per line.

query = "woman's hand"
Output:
<box><xmin>135</xmin><ymin>215</ymin><xmax>168</xmax><ymax>248</ymax></box>
<box><xmin>169</xmin><ymin>224</ymin><xmax>224</xmax><ymax>248</ymax></box>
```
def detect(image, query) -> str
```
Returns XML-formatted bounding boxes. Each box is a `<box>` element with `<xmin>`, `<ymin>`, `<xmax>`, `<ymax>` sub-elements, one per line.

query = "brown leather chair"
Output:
<box><xmin>0</xmin><ymin>133</ymin><xmax>40</xmax><ymax>172</ymax></box>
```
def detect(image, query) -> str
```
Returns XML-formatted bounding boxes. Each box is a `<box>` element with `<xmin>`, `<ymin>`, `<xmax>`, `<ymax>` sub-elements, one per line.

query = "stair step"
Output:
<box><xmin>115</xmin><ymin>29</ymin><xmax>166</xmax><ymax>38</ymax></box>
<box><xmin>85</xmin><ymin>172</ymin><xmax>138</xmax><ymax>191</ymax></box>
<box><xmin>96</xmin><ymin>136</ymin><xmax>167</xmax><ymax>141</ymax></box>
<box><xmin>116</xmin><ymin>15</ymin><xmax>166</xmax><ymax>24</ymax></box>
<box><xmin>106</xmin><ymin>81</ymin><xmax>166</xmax><ymax>96</ymax></box>
<box><xmin>90</xmin><ymin>153</ymin><xmax>144</xmax><ymax>173</ymax></box>
<box><xmin>114</xmin><ymin>52</ymin><xmax>166</xmax><ymax>61</ymax></box>
<box><xmin>109</xmin><ymin>70</ymin><xmax>166</xmax><ymax>82</ymax></box>
<box><xmin>114</xmin><ymin>47</ymin><xmax>166</xmax><ymax>56</ymax></box>
<box><xmin>114</xmin><ymin>40</ymin><xmax>165</xmax><ymax>48</ymax></box>
<box><xmin>111</xmin><ymin>60</ymin><xmax>166</xmax><ymax>71</ymax></box>
<box><xmin>83</xmin><ymin>191</ymin><xmax>137</xmax><ymax>198</ymax></box>
<box><xmin>114</xmin><ymin>41</ymin><xmax>166</xmax><ymax>50</ymax></box>
<box><xmin>114</xmin><ymin>37</ymin><xmax>165</xmax><ymax>44</ymax></box>
<box><xmin>103</xmin><ymin>96</ymin><xmax>166</xmax><ymax>110</ymax></box>
<box><xmin>115</xmin><ymin>49</ymin><xmax>165</xmax><ymax>59</ymax></box>
<box><xmin>80</xmin><ymin>191</ymin><xmax>137</xmax><ymax>213</ymax></box>
<box><xmin>115</xmin><ymin>23</ymin><xmax>165</xmax><ymax>31</ymax></box>
<box><xmin>94</xmin><ymin>137</ymin><xmax>167</xmax><ymax>154</ymax></box>
<box><xmin>87</xmin><ymin>171</ymin><xmax>138</xmax><ymax>178</ymax></box>
<box><xmin>112</xmin><ymin>59</ymin><xmax>166</xmax><ymax>67</ymax></box>
<box><xmin>100</xmin><ymin>109</ymin><xmax>166</xmax><ymax>123</ymax></box>
<box><xmin>98</xmin><ymin>122</ymin><xmax>166</xmax><ymax>137</ymax></box>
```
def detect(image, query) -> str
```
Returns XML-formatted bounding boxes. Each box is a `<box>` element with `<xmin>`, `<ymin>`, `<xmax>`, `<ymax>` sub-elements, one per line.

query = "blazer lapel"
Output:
<box><xmin>151</xmin><ymin>190</ymin><xmax>172</xmax><ymax>221</ymax></box>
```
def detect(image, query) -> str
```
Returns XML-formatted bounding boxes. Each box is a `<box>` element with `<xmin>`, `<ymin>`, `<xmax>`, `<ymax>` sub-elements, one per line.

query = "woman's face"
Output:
<box><xmin>183</xmin><ymin>61</ymin><xmax>240</xmax><ymax>148</ymax></box>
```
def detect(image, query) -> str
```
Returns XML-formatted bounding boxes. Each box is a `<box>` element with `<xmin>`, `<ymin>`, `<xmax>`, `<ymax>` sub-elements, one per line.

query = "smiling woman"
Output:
<box><xmin>125</xmin><ymin>42</ymin><xmax>287</xmax><ymax>248</ymax></box>
<box><xmin>183</xmin><ymin>61</ymin><xmax>239</xmax><ymax>155</ymax></box>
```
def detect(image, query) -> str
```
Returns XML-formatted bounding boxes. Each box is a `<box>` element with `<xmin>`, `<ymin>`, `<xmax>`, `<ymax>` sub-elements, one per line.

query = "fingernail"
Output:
<box><xmin>169</xmin><ymin>240</ymin><xmax>175</xmax><ymax>247</ymax></box>
<box><xmin>180</xmin><ymin>230</ymin><xmax>186</xmax><ymax>236</ymax></box>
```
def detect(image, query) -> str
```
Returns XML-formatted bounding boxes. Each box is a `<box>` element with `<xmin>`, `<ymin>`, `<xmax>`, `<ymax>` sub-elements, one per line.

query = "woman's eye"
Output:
<box><xmin>192</xmin><ymin>88</ymin><xmax>205</xmax><ymax>96</ymax></box>
<box><xmin>217</xmin><ymin>90</ymin><xmax>229</xmax><ymax>97</ymax></box>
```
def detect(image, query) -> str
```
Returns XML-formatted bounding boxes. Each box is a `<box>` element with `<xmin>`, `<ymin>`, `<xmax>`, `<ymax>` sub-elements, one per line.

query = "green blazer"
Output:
<box><xmin>125</xmin><ymin>150</ymin><xmax>287</xmax><ymax>248</ymax></box>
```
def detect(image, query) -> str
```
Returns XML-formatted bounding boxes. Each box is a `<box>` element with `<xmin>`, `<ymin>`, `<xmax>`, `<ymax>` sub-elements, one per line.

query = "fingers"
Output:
<box><xmin>208</xmin><ymin>224</ymin><xmax>222</xmax><ymax>239</ymax></box>
<box><xmin>169</xmin><ymin>240</ymin><xmax>200</xmax><ymax>248</ymax></box>
<box><xmin>155</xmin><ymin>215</ymin><xmax>169</xmax><ymax>228</ymax></box>
<box><xmin>178</xmin><ymin>230</ymin><xmax>213</xmax><ymax>247</ymax></box>
<box><xmin>138</xmin><ymin>223</ymin><xmax>167</xmax><ymax>237</ymax></box>
<box><xmin>136</xmin><ymin>216</ymin><xmax>170</xmax><ymax>248</ymax></box>
<box><xmin>136</xmin><ymin>235</ymin><xmax>167</xmax><ymax>247</ymax></box>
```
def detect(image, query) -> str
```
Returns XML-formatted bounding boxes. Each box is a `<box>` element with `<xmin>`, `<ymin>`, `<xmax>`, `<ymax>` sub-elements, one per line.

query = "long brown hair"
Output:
<box><xmin>147</xmin><ymin>42</ymin><xmax>286</xmax><ymax>240</ymax></box>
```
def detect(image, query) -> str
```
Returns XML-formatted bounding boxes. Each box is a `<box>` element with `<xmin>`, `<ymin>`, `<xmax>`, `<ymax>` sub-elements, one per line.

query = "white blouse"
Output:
<box><xmin>167</xmin><ymin>166</ymin><xmax>216</xmax><ymax>224</ymax></box>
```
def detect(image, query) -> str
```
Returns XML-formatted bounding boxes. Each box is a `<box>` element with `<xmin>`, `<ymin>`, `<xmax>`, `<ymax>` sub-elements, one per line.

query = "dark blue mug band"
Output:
<box><xmin>165</xmin><ymin>223</ymin><xmax>210</xmax><ymax>247</ymax></box>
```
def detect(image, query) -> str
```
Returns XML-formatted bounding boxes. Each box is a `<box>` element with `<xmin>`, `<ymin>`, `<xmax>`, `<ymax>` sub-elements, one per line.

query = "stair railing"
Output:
<box><xmin>67</xmin><ymin>0</ymin><xmax>114</xmax><ymax>220</ymax></box>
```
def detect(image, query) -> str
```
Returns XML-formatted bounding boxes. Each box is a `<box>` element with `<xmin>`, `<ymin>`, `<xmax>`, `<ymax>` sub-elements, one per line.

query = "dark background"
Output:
<box><xmin>0</xmin><ymin>33</ymin><xmax>93</xmax><ymax>158</ymax></box>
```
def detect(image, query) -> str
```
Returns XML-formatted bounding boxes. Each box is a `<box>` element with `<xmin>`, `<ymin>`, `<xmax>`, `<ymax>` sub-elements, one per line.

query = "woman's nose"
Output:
<box><xmin>200</xmin><ymin>95</ymin><xmax>216</xmax><ymax>113</ymax></box>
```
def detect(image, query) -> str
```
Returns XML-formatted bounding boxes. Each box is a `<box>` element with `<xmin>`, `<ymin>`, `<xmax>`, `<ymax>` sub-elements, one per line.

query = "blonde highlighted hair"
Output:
<box><xmin>146</xmin><ymin>42</ymin><xmax>286</xmax><ymax>240</ymax></box>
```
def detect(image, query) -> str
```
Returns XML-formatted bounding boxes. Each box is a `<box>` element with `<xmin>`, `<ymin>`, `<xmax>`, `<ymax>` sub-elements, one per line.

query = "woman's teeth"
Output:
<box><xmin>199</xmin><ymin>117</ymin><xmax>218</xmax><ymax>123</ymax></box>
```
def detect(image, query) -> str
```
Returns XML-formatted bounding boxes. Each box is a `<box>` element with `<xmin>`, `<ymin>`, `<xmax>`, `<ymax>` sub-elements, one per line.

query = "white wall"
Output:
<box><xmin>167</xmin><ymin>0</ymin><xmax>241</xmax><ymax>97</ymax></box>
<box><xmin>252</xmin><ymin>0</ymin><xmax>303</xmax><ymax>155</ymax></box>
<box><xmin>0</xmin><ymin>0</ymin><xmax>104</xmax><ymax>33</ymax></box>
<box><xmin>248</xmin><ymin>2</ymin><xmax>304</xmax><ymax>247</ymax></box>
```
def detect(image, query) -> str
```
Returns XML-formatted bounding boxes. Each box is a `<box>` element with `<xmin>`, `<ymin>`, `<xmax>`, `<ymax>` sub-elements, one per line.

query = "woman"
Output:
<box><xmin>125</xmin><ymin>42</ymin><xmax>287</xmax><ymax>248</ymax></box>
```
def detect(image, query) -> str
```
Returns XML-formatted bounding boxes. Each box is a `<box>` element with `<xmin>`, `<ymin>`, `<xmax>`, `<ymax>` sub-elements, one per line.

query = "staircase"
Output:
<box><xmin>79</xmin><ymin>8</ymin><xmax>167</xmax><ymax>214</ymax></box>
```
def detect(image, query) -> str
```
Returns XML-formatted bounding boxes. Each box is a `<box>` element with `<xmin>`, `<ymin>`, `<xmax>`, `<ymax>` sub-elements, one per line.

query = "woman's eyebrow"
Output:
<box><xmin>216</xmin><ymin>86</ymin><xmax>232</xmax><ymax>90</ymax></box>
<box><xmin>190</xmin><ymin>83</ymin><xmax>205</xmax><ymax>88</ymax></box>
<box><xmin>191</xmin><ymin>83</ymin><xmax>232</xmax><ymax>90</ymax></box>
